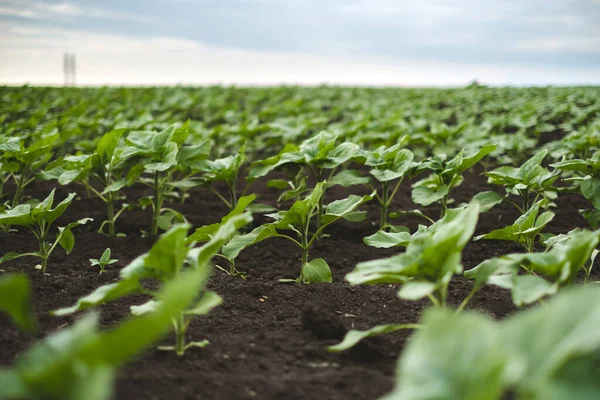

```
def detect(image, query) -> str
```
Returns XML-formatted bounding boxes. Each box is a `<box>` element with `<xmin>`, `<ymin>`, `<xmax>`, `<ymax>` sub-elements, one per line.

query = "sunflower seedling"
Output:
<box><xmin>89</xmin><ymin>248</ymin><xmax>118</xmax><ymax>274</ymax></box>
<box><xmin>329</xmin><ymin>203</ymin><xmax>480</xmax><ymax>352</ymax></box>
<box><xmin>53</xmin><ymin>214</ymin><xmax>251</xmax><ymax>356</ymax></box>
<box><xmin>412</xmin><ymin>145</ymin><xmax>495</xmax><ymax>217</ymax></box>
<box><xmin>0</xmin><ymin>190</ymin><xmax>92</xmax><ymax>273</ymax></box>
<box><xmin>223</xmin><ymin>182</ymin><xmax>374</xmax><ymax>283</ymax></box>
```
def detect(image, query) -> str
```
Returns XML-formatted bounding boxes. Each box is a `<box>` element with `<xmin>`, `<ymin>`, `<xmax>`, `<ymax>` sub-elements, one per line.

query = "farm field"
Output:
<box><xmin>1</xmin><ymin>85</ymin><xmax>600</xmax><ymax>399</ymax></box>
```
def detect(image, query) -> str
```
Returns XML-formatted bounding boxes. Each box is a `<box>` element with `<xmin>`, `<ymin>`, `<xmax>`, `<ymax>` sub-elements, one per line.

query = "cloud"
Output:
<box><xmin>1</xmin><ymin>23</ymin><xmax>599</xmax><ymax>86</ymax></box>
<box><xmin>0</xmin><ymin>0</ymin><xmax>155</xmax><ymax>22</ymax></box>
<box><xmin>515</xmin><ymin>36</ymin><xmax>600</xmax><ymax>53</ymax></box>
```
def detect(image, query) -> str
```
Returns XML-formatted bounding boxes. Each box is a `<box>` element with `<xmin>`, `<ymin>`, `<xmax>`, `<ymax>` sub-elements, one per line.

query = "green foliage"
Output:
<box><xmin>0</xmin><ymin>131</ymin><xmax>58</xmax><ymax>208</ymax></box>
<box><xmin>52</xmin><ymin>214</ymin><xmax>251</xmax><ymax>356</ymax></box>
<box><xmin>249</xmin><ymin>131</ymin><xmax>361</xmax><ymax>227</ymax></box>
<box><xmin>362</xmin><ymin>140</ymin><xmax>416</xmax><ymax>229</ymax></box>
<box><xmin>121</xmin><ymin>122</ymin><xmax>191</xmax><ymax>235</ymax></box>
<box><xmin>552</xmin><ymin>151</ymin><xmax>600</xmax><ymax>227</ymax></box>
<box><xmin>0</xmin><ymin>263</ymin><xmax>210</xmax><ymax>400</ymax></box>
<box><xmin>382</xmin><ymin>287</ymin><xmax>600</xmax><ymax>400</ymax></box>
<box><xmin>39</xmin><ymin>129</ymin><xmax>137</xmax><ymax>236</ymax></box>
<box><xmin>346</xmin><ymin>203</ymin><xmax>480</xmax><ymax>306</ymax></box>
<box><xmin>412</xmin><ymin>145</ymin><xmax>495</xmax><ymax>217</ymax></box>
<box><xmin>185</xmin><ymin>194</ymin><xmax>256</xmax><ymax>278</ymax></box>
<box><xmin>223</xmin><ymin>182</ymin><xmax>374</xmax><ymax>282</ymax></box>
<box><xmin>191</xmin><ymin>144</ymin><xmax>246</xmax><ymax>210</ymax></box>
<box><xmin>474</xmin><ymin>199</ymin><xmax>555</xmax><ymax>252</ymax></box>
<box><xmin>0</xmin><ymin>273</ymin><xmax>37</xmax><ymax>333</ymax></box>
<box><xmin>466</xmin><ymin>229</ymin><xmax>600</xmax><ymax>305</ymax></box>
<box><xmin>0</xmin><ymin>190</ymin><xmax>92</xmax><ymax>273</ymax></box>
<box><xmin>487</xmin><ymin>149</ymin><xmax>559</xmax><ymax>212</ymax></box>
<box><xmin>89</xmin><ymin>248</ymin><xmax>118</xmax><ymax>274</ymax></box>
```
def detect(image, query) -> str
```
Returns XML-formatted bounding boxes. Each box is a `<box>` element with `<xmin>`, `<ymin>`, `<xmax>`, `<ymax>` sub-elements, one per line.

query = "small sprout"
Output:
<box><xmin>89</xmin><ymin>248</ymin><xmax>118</xmax><ymax>274</ymax></box>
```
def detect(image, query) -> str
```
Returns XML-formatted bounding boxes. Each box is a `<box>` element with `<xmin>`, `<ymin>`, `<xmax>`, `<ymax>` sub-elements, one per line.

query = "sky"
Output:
<box><xmin>0</xmin><ymin>0</ymin><xmax>599</xmax><ymax>86</ymax></box>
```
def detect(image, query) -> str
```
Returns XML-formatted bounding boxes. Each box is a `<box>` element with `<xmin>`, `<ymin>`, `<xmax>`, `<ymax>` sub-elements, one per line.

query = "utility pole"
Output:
<box><xmin>63</xmin><ymin>53</ymin><xmax>76</xmax><ymax>86</ymax></box>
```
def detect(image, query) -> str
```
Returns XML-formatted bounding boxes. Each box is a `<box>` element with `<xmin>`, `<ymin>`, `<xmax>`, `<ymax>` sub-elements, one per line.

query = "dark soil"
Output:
<box><xmin>0</xmin><ymin>166</ymin><xmax>591</xmax><ymax>400</ymax></box>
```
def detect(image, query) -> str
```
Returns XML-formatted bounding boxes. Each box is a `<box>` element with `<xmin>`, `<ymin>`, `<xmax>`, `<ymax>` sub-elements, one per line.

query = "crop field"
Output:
<box><xmin>1</xmin><ymin>85</ymin><xmax>600</xmax><ymax>399</ymax></box>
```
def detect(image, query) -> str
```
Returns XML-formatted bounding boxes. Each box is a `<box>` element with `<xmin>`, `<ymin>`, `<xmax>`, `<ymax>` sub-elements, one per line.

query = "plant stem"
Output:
<box><xmin>151</xmin><ymin>172</ymin><xmax>162</xmax><ymax>236</ymax></box>
<box><xmin>440</xmin><ymin>195</ymin><xmax>448</xmax><ymax>218</ymax></box>
<box><xmin>12</xmin><ymin>173</ymin><xmax>25</xmax><ymax>208</ymax></box>
<box><xmin>457</xmin><ymin>285</ymin><xmax>479</xmax><ymax>312</ymax></box>
<box><xmin>106</xmin><ymin>193</ymin><xmax>115</xmax><ymax>237</ymax></box>
<box><xmin>380</xmin><ymin>181</ymin><xmax>389</xmax><ymax>230</ymax></box>
<box><xmin>174</xmin><ymin>313</ymin><xmax>186</xmax><ymax>356</ymax></box>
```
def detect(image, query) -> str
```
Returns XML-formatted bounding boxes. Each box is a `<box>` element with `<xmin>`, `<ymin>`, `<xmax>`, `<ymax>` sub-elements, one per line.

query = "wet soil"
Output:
<box><xmin>0</xmin><ymin>166</ymin><xmax>591</xmax><ymax>400</ymax></box>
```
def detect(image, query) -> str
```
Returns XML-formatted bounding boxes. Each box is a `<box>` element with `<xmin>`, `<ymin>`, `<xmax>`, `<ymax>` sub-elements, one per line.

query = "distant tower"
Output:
<box><xmin>70</xmin><ymin>53</ymin><xmax>76</xmax><ymax>86</ymax></box>
<box><xmin>63</xmin><ymin>53</ymin><xmax>76</xmax><ymax>86</ymax></box>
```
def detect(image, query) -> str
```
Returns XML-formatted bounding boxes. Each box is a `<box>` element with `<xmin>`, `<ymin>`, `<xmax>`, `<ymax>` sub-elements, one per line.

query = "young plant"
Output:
<box><xmin>121</xmin><ymin>123</ymin><xmax>190</xmax><ymax>235</ymax></box>
<box><xmin>329</xmin><ymin>203</ymin><xmax>480</xmax><ymax>352</ymax></box>
<box><xmin>53</xmin><ymin>214</ymin><xmax>252</xmax><ymax>356</ymax></box>
<box><xmin>89</xmin><ymin>248</ymin><xmax>118</xmax><ymax>274</ymax></box>
<box><xmin>0</xmin><ymin>132</ymin><xmax>58</xmax><ymax>208</ymax></box>
<box><xmin>486</xmin><ymin>149</ymin><xmax>559</xmax><ymax>213</ymax></box>
<box><xmin>40</xmin><ymin>129</ymin><xmax>139</xmax><ymax>236</ymax></box>
<box><xmin>0</xmin><ymin>190</ymin><xmax>92</xmax><ymax>273</ymax></box>
<box><xmin>382</xmin><ymin>287</ymin><xmax>600</xmax><ymax>400</ymax></box>
<box><xmin>411</xmin><ymin>144</ymin><xmax>495</xmax><ymax>217</ymax></box>
<box><xmin>466</xmin><ymin>229</ymin><xmax>600</xmax><ymax>306</ymax></box>
<box><xmin>474</xmin><ymin>199</ymin><xmax>555</xmax><ymax>252</ymax></box>
<box><xmin>552</xmin><ymin>151</ymin><xmax>600</xmax><ymax>227</ymax></box>
<box><xmin>363</xmin><ymin>141</ymin><xmax>416</xmax><ymax>229</ymax></box>
<box><xmin>185</xmin><ymin>194</ymin><xmax>256</xmax><ymax>278</ymax></box>
<box><xmin>191</xmin><ymin>144</ymin><xmax>247</xmax><ymax>210</ymax></box>
<box><xmin>223</xmin><ymin>182</ymin><xmax>374</xmax><ymax>283</ymax></box>
<box><xmin>249</xmin><ymin>131</ymin><xmax>361</xmax><ymax>227</ymax></box>
<box><xmin>0</xmin><ymin>263</ymin><xmax>209</xmax><ymax>400</ymax></box>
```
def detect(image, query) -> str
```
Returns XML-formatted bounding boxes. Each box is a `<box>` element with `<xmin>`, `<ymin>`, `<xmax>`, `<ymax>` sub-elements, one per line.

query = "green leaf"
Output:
<box><xmin>411</xmin><ymin>184</ymin><xmax>449</xmax><ymax>206</ymax></box>
<box><xmin>328</xmin><ymin>324</ymin><xmax>419</xmax><ymax>352</ymax></box>
<box><xmin>383</xmin><ymin>309</ymin><xmax>506</xmax><ymax>400</ymax></box>
<box><xmin>363</xmin><ymin>230</ymin><xmax>411</xmax><ymax>248</ymax></box>
<box><xmin>58</xmin><ymin>227</ymin><xmax>75</xmax><ymax>254</ymax></box>
<box><xmin>322</xmin><ymin>191</ymin><xmax>375</xmax><ymax>226</ymax></box>
<box><xmin>99</xmin><ymin>248</ymin><xmax>111</xmax><ymax>265</ymax></box>
<box><xmin>471</xmin><ymin>191</ymin><xmax>504</xmax><ymax>212</ymax></box>
<box><xmin>221</xmin><ymin>224</ymin><xmax>278</xmax><ymax>260</ymax></box>
<box><xmin>511</xmin><ymin>275</ymin><xmax>557</xmax><ymax>306</ymax></box>
<box><xmin>327</xmin><ymin>169</ymin><xmax>370</xmax><ymax>188</ymax></box>
<box><xmin>0</xmin><ymin>204</ymin><xmax>31</xmax><ymax>226</ymax></box>
<box><xmin>398</xmin><ymin>281</ymin><xmax>437</xmax><ymax>300</ymax></box>
<box><xmin>302</xmin><ymin>258</ymin><xmax>332</xmax><ymax>283</ymax></box>
<box><xmin>0</xmin><ymin>274</ymin><xmax>37</xmax><ymax>332</ymax></box>
<box><xmin>51</xmin><ymin>279</ymin><xmax>143</xmax><ymax>316</ymax></box>
<box><xmin>185</xmin><ymin>291</ymin><xmax>223</xmax><ymax>315</ymax></box>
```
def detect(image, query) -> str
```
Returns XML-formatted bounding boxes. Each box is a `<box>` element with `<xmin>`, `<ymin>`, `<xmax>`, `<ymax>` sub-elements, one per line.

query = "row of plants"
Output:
<box><xmin>1</xmin><ymin>85</ymin><xmax>600</xmax><ymax>399</ymax></box>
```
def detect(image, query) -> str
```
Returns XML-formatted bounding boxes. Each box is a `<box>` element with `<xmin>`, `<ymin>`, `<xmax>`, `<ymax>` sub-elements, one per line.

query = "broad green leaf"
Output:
<box><xmin>411</xmin><ymin>184</ymin><xmax>449</xmax><ymax>206</ymax></box>
<box><xmin>384</xmin><ymin>309</ymin><xmax>505</xmax><ymax>400</ymax></box>
<box><xmin>221</xmin><ymin>223</ymin><xmax>277</xmax><ymax>260</ymax></box>
<box><xmin>51</xmin><ymin>279</ymin><xmax>143</xmax><ymax>316</ymax></box>
<box><xmin>327</xmin><ymin>169</ymin><xmax>370</xmax><ymax>188</ymax></box>
<box><xmin>0</xmin><ymin>274</ymin><xmax>37</xmax><ymax>332</ymax></box>
<box><xmin>322</xmin><ymin>191</ymin><xmax>375</xmax><ymax>226</ymax></box>
<box><xmin>363</xmin><ymin>230</ymin><xmax>411</xmax><ymax>248</ymax></box>
<box><xmin>302</xmin><ymin>258</ymin><xmax>332</xmax><ymax>283</ymax></box>
<box><xmin>185</xmin><ymin>291</ymin><xmax>223</xmax><ymax>315</ymax></box>
<box><xmin>511</xmin><ymin>275</ymin><xmax>557</xmax><ymax>306</ymax></box>
<box><xmin>328</xmin><ymin>324</ymin><xmax>419</xmax><ymax>352</ymax></box>
<box><xmin>398</xmin><ymin>281</ymin><xmax>437</xmax><ymax>300</ymax></box>
<box><xmin>471</xmin><ymin>191</ymin><xmax>504</xmax><ymax>212</ymax></box>
<box><xmin>57</xmin><ymin>227</ymin><xmax>75</xmax><ymax>255</ymax></box>
<box><xmin>0</xmin><ymin>204</ymin><xmax>31</xmax><ymax>226</ymax></box>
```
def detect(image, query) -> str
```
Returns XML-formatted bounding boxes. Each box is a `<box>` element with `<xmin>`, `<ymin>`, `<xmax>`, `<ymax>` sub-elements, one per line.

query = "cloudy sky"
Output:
<box><xmin>0</xmin><ymin>0</ymin><xmax>599</xmax><ymax>86</ymax></box>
